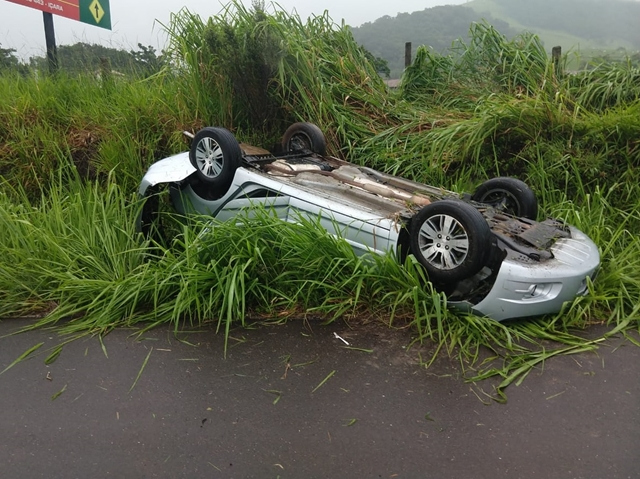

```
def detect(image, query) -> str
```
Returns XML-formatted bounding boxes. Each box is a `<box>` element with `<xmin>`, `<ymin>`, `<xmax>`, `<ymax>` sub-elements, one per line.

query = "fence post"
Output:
<box><xmin>405</xmin><ymin>42</ymin><xmax>412</xmax><ymax>69</ymax></box>
<box><xmin>552</xmin><ymin>46</ymin><xmax>562</xmax><ymax>76</ymax></box>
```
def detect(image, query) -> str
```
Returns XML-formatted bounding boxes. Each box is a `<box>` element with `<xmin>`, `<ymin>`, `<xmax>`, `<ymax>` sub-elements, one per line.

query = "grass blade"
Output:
<box><xmin>312</xmin><ymin>369</ymin><xmax>336</xmax><ymax>393</ymax></box>
<box><xmin>129</xmin><ymin>347</ymin><xmax>153</xmax><ymax>393</ymax></box>
<box><xmin>1</xmin><ymin>342</ymin><xmax>44</xmax><ymax>375</ymax></box>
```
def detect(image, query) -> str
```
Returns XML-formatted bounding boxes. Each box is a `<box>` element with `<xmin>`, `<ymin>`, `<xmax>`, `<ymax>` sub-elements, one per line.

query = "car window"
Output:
<box><xmin>242</xmin><ymin>188</ymin><xmax>280</xmax><ymax>199</ymax></box>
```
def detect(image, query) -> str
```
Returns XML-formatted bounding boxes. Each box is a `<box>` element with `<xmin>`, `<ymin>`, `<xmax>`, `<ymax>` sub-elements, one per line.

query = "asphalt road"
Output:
<box><xmin>0</xmin><ymin>318</ymin><xmax>638</xmax><ymax>479</ymax></box>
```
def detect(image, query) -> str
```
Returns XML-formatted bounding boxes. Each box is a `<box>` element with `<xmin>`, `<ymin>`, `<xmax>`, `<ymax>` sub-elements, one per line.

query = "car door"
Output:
<box><xmin>214</xmin><ymin>183</ymin><xmax>291</xmax><ymax>223</ymax></box>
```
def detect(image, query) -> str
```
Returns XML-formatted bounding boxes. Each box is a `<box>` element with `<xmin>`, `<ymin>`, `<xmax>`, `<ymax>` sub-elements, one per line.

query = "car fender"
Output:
<box><xmin>138</xmin><ymin>152</ymin><xmax>195</xmax><ymax>196</ymax></box>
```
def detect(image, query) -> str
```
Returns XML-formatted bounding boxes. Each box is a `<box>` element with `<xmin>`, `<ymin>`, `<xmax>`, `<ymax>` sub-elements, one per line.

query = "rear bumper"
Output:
<box><xmin>452</xmin><ymin>226</ymin><xmax>600</xmax><ymax>321</ymax></box>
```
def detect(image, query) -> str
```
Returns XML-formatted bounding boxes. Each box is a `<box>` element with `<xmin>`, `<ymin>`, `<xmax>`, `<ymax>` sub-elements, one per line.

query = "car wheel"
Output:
<box><xmin>138</xmin><ymin>186</ymin><xmax>173</xmax><ymax>244</ymax></box>
<box><xmin>139</xmin><ymin>190</ymin><xmax>159</xmax><ymax>239</ymax></box>
<box><xmin>189</xmin><ymin>127</ymin><xmax>242</xmax><ymax>193</ymax></box>
<box><xmin>282</xmin><ymin>122</ymin><xmax>327</xmax><ymax>156</ymax></box>
<box><xmin>410</xmin><ymin>200</ymin><xmax>492</xmax><ymax>284</ymax></box>
<box><xmin>471</xmin><ymin>177</ymin><xmax>538</xmax><ymax>220</ymax></box>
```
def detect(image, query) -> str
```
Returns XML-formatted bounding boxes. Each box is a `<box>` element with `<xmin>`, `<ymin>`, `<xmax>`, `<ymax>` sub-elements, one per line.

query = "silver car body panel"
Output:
<box><xmin>139</xmin><ymin>151</ymin><xmax>600</xmax><ymax>321</ymax></box>
<box><xmin>166</xmin><ymin>157</ymin><xmax>399</xmax><ymax>256</ymax></box>
<box><xmin>451</xmin><ymin>227</ymin><xmax>599</xmax><ymax>320</ymax></box>
<box><xmin>138</xmin><ymin>153</ymin><xmax>196</xmax><ymax>194</ymax></box>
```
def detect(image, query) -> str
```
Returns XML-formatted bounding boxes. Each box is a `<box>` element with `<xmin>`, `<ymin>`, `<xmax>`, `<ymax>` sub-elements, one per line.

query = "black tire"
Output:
<box><xmin>138</xmin><ymin>186</ymin><xmax>170</xmax><ymax>245</ymax></box>
<box><xmin>282</xmin><ymin>122</ymin><xmax>327</xmax><ymax>156</ymax></box>
<box><xmin>189</xmin><ymin>127</ymin><xmax>242</xmax><ymax>194</ymax></box>
<box><xmin>138</xmin><ymin>191</ymin><xmax>159</xmax><ymax>239</ymax></box>
<box><xmin>472</xmin><ymin>177</ymin><xmax>538</xmax><ymax>220</ymax></box>
<box><xmin>410</xmin><ymin>200</ymin><xmax>492</xmax><ymax>284</ymax></box>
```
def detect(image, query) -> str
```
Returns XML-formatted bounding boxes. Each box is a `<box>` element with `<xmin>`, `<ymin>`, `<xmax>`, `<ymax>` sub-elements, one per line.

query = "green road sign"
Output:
<box><xmin>80</xmin><ymin>0</ymin><xmax>111</xmax><ymax>29</ymax></box>
<box><xmin>5</xmin><ymin>0</ymin><xmax>111</xmax><ymax>30</ymax></box>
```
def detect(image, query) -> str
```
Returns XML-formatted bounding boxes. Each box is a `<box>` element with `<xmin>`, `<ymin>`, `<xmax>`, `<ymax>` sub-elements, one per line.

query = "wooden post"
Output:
<box><xmin>552</xmin><ymin>46</ymin><xmax>562</xmax><ymax>75</ymax></box>
<box><xmin>405</xmin><ymin>42</ymin><xmax>412</xmax><ymax>68</ymax></box>
<box><xmin>43</xmin><ymin>12</ymin><xmax>58</xmax><ymax>74</ymax></box>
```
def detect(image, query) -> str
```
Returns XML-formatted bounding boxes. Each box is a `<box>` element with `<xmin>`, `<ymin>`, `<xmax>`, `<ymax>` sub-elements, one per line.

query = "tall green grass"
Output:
<box><xmin>1</xmin><ymin>2</ymin><xmax>640</xmax><ymax>394</ymax></box>
<box><xmin>0</xmin><ymin>173</ymin><xmax>446</xmax><ymax>352</ymax></box>
<box><xmin>364</xmin><ymin>22</ymin><xmax>639</xmax><ymax>190</ymax></box>
<box><xmin>2</xmin><ymin>167</ymin><xmax>637</xmax><ymax>393</ymax></box>
<box><xmin>163</xmin><ymin>3</ymin><xmax>414</xmax><ymax>152</ymax></box>
<box><xmin>0</xmin><ymin>72</ymin><xmax>195</xmax><ymax>198</ymax></box>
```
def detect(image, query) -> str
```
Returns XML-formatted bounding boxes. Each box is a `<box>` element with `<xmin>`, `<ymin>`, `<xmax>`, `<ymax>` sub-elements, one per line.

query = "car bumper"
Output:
<box><xmin>138</xmin><ymin>153</ymin><xmax>195</xmax><ymax>196</ymax></box>
<box><xmin>451</xmin><ymin>226</ymin><xmax>600</xmax><ymax>321</ymax></box>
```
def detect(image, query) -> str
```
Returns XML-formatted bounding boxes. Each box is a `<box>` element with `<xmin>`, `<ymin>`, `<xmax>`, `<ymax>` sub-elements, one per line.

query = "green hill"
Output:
<box><xmin>351</xmin><ymin>0</ymin><xmax>640</xmax><ymax>77</ymax></box>
<box><xmin>468</xmin><ymin>0</ymin><xmax>640</xmax><ymax>49</ymax></box>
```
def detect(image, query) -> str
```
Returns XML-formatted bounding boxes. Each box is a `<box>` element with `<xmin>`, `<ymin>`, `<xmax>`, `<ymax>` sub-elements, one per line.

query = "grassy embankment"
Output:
<box><xmin>1</xmin><ymin>3</ymin><xmax>639</xmax><ymax>397</ymax></box>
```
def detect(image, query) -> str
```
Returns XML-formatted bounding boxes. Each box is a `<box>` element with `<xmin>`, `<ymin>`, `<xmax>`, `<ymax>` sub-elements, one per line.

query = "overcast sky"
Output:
<box><xmin>0</xmin><ymin>0</ymin><xmax>469</xmax><ymax>59</ymax></box>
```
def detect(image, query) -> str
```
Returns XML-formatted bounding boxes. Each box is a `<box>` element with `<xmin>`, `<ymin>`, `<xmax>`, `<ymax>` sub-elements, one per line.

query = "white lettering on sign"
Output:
<box><xmin>48</xmin><ymin>2</ymin><xmax>63</xmax><ymax>10</ymax></box>
<box><xmin>33</xmin><ymin>0</ymin><xmax>44</xmax><ymax>6</ymax></box>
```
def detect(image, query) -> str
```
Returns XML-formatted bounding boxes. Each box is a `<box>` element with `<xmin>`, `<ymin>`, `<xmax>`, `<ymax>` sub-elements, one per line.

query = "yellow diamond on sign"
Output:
<box><xmin>89</xmin><ymin>0</ymin><xmax>105</xmax><ymax>24</ymax></box>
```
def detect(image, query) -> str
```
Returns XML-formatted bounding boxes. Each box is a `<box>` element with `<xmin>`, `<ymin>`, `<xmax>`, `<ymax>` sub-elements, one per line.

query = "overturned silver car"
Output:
<box><xmin>138</xmin><ymin>123</ymin><xmax>600</xmax><ymax>321</ymax></box>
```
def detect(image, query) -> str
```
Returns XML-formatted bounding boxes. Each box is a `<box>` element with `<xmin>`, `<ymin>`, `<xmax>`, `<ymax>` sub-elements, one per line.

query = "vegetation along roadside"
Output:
<box><xmin>1</xmin><ymin>1</ymin><xmax>639</xmax><ymax>400</ymax></box>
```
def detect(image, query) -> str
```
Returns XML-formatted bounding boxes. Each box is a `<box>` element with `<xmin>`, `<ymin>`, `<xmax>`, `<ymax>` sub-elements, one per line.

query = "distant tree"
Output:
<box><xmin>0</xmin><ymin>44</ymin><xmax>19</xmax><ymax>69</ymax></box>
<box><xmin>29</xmin><ymin>43</ymin><xmax>136</xmax><ymax>75</ymax></box>
<box><xmin>130</xmin><ymin>43</ymin><xmax>165</xmax><ymax>77</ymax></box>
<box><xmin>363</xmin><ymin>48</ymin><xmax>391</xmax><ymax>78</ymax></box>
<box><xmin>0</xmin><ymin>43</ymin><xmax>29</xmax><ymax>75</ymax></box>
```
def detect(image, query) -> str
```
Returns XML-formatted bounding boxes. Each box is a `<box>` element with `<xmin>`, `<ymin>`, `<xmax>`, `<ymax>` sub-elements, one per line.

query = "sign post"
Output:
<box><xmin>42</xmin><ymin>12</ymin><xmax>58</xmax><ymax>74</ymax></box>
<box><xmin>6</xmin><ymin>0</ymin><xmax>112</xmax><ymax>73</ymax></box>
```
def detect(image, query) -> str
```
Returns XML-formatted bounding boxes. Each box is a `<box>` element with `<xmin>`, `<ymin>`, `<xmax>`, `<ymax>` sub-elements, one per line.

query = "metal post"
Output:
<box><xmin>405</xmin><ymin>42</ymin><xmax>412</xmax><ymax>69</ymax></box>
<box><xmin>43</xmin><ymin>12</ymin><xmax>58</xmax><ymax>74</ymax></box>
<box><xmin>552</xmin><ymin>46</ymin><xmax>562</xmax><ymax>74</ymax></box>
